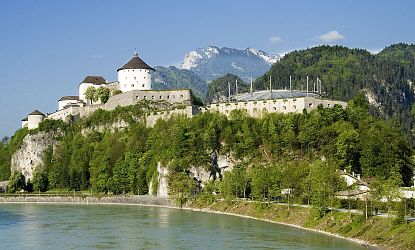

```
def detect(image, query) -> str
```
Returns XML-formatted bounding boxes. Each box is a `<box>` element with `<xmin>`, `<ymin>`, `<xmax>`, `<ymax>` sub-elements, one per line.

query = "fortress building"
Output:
<box><xmin>78</xmin><ymin>76</ymin><xmax>107</xmax><ymax>104</ymax></box>
<box><xmin>117</xmin><ymin>52</ymin><xmax>155</xmax><ymax>92</ymax></box>
<box><xmin>21</xmin><ymin>50</ymin><xmax>348</xmax><ymax>130</ymax></box>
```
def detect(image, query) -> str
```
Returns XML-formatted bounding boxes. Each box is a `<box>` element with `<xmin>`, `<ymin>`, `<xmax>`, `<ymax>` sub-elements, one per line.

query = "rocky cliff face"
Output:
<box><xmin>11</xmin><ymin>131</ymin><xmax>59</xmax><ymax>181</ymax></box>
<box><xmin>151</xmin><ymin>153</ymin><xmax>236</xmax><ymax>197</ymax></box>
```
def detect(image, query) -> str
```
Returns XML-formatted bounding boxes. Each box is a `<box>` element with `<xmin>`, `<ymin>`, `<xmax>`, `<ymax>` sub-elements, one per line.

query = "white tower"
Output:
<box><xmin>27</xmin><ymin>110</ymin><xmax>45</xmax><ymax>130</ymax></box>
<box><xmin>117</xmin><ymin>52</ymin><xmax>154</xmax><ymax>92</ymax></box>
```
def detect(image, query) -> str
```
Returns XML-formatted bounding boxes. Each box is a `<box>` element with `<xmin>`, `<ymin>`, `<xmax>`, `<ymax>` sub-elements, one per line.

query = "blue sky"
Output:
<box><xmin>0</xmin><ymin>0</ymin><xmax>414</xmax><ymax>137</ymax></box>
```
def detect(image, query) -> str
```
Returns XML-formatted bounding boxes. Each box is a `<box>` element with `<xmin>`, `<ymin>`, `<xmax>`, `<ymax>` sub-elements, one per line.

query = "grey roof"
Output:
<box><xmin>81</xmin><ymin>76</ymin><xmax>106</xmax><ymax>85</ymax></box>
<box><xmin>232</xmin><ymin>90</ymin><xmax>319</xmax><ymax>102</ymax></box>
<box><xmin>117</xmin><ymin>53</ymin><xmax>155</xmax><ymax>71</ymax></box>
<box><xmin>29</xmin><ymin>110</ymin><xmax>45</xmax><ymax>116</ymax></box>
<box><xmin>59</xmin><ymin>96</ymin><xmax>79</xmax><ymax>101</ymax></box>
<box><xmin>21</xmin><ymin>117</ymin><xmax>28</xmax><ymax>121</ymax></box>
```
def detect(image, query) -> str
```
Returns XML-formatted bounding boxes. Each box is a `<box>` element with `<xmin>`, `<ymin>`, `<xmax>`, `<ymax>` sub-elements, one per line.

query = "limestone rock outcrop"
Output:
<box><xmin>11</xmin><ymin>132</ymin><xmax>59</xmax><ymax>181</ymax></box>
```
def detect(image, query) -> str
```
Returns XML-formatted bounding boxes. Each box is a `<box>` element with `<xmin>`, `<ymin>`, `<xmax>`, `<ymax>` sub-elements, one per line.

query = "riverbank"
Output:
<box><xmin>0</xmin><ymin>195</ymin><xmax>176</xmax><ymax>207</ymax></box>
<box><xmin>1</xmin><ymin>195</ymin><xmax>413</xmax><ymax>249</ymax></box>
<box><xmin>188</xmin><ymin>200</ymin><xmax>415</xmax><ymax>250</ymax></box>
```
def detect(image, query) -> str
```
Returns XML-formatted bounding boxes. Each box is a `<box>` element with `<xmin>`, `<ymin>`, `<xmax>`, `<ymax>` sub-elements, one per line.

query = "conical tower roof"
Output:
<box><xmin>28</xmin><ymin>110</ymin><xmax>45</xmax><ymax>116</ymax></box>
<box><xmin>117</xmin><ymin>52</ymin><xmax>155</xmax><ymax>72</ymax></box>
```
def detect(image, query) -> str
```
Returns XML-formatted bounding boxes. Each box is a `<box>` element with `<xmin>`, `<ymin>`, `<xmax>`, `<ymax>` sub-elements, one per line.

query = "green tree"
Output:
<box><xmin>251</xmin><ymin>166</ymin><xmax>271</xmax><ymax>201</ymax></box>
<box><xmin>32</xmin><ymin>170</ymin><xmax>48</xmax><ymax>192</ymax></box>
<box><xmin>84</xmin><ymin>86</ymin><xmax>96</xmax><ymax>104</ymax></box>
<box><xmin>310</xmin><ymin>161</ymin><xmax>345</xmax><ymax>216</ymax></box>
<box><xmin>7</xmin><ymin>171</ymin><xmax>26</xmax><ymax>193</ymax></box>
<box><xmin>96</xmin><ymin>87</ymin><xmax>111</xmax><ymax>104</ymax></box>
<box><xmin>167</xmin><ymin>171</ymin><xmax>199</xmax><ymax>207</ymax></box>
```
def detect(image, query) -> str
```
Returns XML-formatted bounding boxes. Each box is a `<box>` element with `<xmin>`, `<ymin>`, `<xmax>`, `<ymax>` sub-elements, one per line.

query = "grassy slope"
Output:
<box><xmin>191</xmin><ymin>200</ymin><xmax>415</xmax><ymax>249</ymax></box>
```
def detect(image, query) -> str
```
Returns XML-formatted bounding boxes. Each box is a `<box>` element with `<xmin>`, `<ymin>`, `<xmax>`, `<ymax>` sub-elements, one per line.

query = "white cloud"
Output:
<box><xmin>319</xmin><ymin>30</ymin><xmax>344</xmax><ymax>42</ymax></box>
<box><xmin>269</xmin><ymin>36</ymin><xmax>283</xmax><ymax>44</ymax></box>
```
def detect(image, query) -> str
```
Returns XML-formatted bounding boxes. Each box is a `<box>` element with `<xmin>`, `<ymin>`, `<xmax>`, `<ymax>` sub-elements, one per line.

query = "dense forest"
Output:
<box><xmin>254</xmin><ymin>43</ymin><xmax>415</xmax><ymax>137</ymax></box>
<box><xmin>1</xmin><ymin>95</ymin><xmax>412</xmax><ymax>212</ymax></box>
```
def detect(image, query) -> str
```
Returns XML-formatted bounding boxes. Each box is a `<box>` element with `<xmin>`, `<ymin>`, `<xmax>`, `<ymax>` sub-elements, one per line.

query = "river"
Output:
<box><xmin>0</xmin><ymin>203</ymin><xmax>367</xmax><ymax>249</ymax></box>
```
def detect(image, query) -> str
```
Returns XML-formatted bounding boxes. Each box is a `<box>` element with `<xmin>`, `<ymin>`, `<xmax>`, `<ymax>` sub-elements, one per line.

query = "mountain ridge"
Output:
<box><xmin>180</xmin><ymin>46</ymin><xmax>280</xmax><ymax>82</ymax></box>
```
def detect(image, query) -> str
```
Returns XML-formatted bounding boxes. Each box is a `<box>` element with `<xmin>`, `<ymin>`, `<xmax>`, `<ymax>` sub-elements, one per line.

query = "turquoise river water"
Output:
<box><xmin>0</xmin><ymin>203</ymin><xmax>368</xmax><ymax>249</ymax></box>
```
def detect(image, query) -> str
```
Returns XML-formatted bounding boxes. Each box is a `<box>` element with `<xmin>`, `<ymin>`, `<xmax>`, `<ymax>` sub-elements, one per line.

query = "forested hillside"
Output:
<box><xmin>0</xmin><ymin>96</ymin><xmax>412</xmax><ymax>197</ymax></box>
<box><xmin>254</xmin><ymin>44</ymin><xmax>415</xmax><ymax>137</ymax></box>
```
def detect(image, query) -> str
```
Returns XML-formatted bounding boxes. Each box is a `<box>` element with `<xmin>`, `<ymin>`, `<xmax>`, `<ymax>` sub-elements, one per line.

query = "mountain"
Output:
<box><xmin>254</xmin><ymin>43</ymin><xmax>415</xmax><ymax>137</ymax></box>
<box><xmin>207</xmin><ymin>74</ymin><xmax>248</xmax><ymax>103</ymax></box>
<box><xmin>180</xmin><ymin>46</ymin><xmax>280</xmax><ymax>82</ymax></box>
<box><xmin>152</xmin><ymin>66</ymin><xmax>208</xmax><ymax>101</ymax></box>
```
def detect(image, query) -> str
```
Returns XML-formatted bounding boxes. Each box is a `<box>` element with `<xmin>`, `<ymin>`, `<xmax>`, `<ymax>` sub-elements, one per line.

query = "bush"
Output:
<box><xmin>32</xmin><ymin>170</ymin><xmax>49</xmax><ymax>192</ymax></box>
<box><xmin>7</xmin><ymin>171</ymin><xmax>26</xmax><ymax>193</ymax></box>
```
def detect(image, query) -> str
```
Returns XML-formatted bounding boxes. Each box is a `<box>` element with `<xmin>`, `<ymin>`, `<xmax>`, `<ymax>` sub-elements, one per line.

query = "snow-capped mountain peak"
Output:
<box><xmin>246</xmin><ymin>47</ymin><xmax>280</xmax><ymax>65</ymax></box>
<box><xmin>180</xmin><ymin>46</ymin><xmax>280</xmax><ymax>82</ymax></box>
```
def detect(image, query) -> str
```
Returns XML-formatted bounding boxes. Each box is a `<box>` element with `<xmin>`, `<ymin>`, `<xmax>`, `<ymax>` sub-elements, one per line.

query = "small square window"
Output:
<box><xmin>142</xmin><ymin>84</ymin><xmax>145</xmax><ymax>87</ymax></box>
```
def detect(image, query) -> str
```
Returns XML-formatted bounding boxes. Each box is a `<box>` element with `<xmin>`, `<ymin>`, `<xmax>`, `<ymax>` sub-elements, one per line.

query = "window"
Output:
<box><xmin>327</xmin><ymin>104</ymin><xmax>331</xmax><ymax>107</ymax></box>
<box><xmin>167</xmin><ymin>95</ymin><xmax>170</xmax><ymax>99</ymax></box>
<box><xmin>273</xmin><ymin>107</ymin><xmax>277</xmax><ymax>111</ymax></box>
<box><xmin>142</xmin><ymin>84</ymin><xmax>145</xmax><ymax>87</ymax></box>
<box><xmin>131</xmin><ymin>84</ymin><xmax>134</xmax><ymax>87</ymax></box>
<box><xmin>283</xmin><ymin>106</ymin><xmax>287</xmax><ymax>110</ymax></box>
<box><xmin>144</xmin><ymin>96</ymin><xmax>147</xmax><ymax>99</ymax></box>
<box><xmin>134</xmin><ymin>77</ymin><xmax>136</xmax><ymax>80</ymax></box>
<box><xmin>309</xmin><ymin>103</ymin><xmax>313</xmax><ymax>108</ymax></box>
<box><xmin>293</xmin><ymin>105</ymin><xmax>297</xmax><ymax>109</ymax></box>
<box><xmin>152</xmin><ymin>96</ymin><xmax>155</xmax><ymax>99</ymax></box>
<box><xmin>136</xmin><ymin>96</ymin><xmax>139</xmax><ymax>100</ymax></box>
<box><xmin>180</xmin><ymin>95</ymin><xmax>183</xmax><ymax>98</ymax></box>
<box><xmin>159</xmin><ymin>96</ymin><xmax>162</xmax><ymax>99</ymax></box>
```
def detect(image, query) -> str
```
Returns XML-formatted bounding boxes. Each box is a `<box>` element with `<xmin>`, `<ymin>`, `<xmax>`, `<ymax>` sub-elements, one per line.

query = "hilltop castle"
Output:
<box><xmin>21</xmin><ymin>51</ymin><xmax>347</xmax><ymax>130</ymax></box>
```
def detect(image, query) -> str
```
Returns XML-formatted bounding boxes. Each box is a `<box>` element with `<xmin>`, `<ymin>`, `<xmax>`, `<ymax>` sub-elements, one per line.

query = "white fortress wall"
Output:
<box><xmin>145</xmin><ymin>105</ymin><xmax>197</xmax><ymax>127</ymax></box>
<box><xmin>75</xmin><ymin>89</ymin><xmax>192</xmax><ymax>118</ymax></box>
<box><xmin>204</xmin><ymin>97</ymin><xmax>347</xmax><ymax>117</ymax></box>
<box><xmin>47</xmin><ymin>106</ymin><xmax>81</xmax><ymax>122</ymax></box>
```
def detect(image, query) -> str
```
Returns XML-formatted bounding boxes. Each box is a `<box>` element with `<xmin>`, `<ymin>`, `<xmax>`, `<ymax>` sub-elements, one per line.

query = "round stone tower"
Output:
<box><xmin>117</xmin><ymin>52</ymin><xmax>154</xmax><ymax>92</ymax></box>
<box><xmin>27</xmin><ymin>110</ymin><xmax>45</xmax><ymax>130</ymax></box>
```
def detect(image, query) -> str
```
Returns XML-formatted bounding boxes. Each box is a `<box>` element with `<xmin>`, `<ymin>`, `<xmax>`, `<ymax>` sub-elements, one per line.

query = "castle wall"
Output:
<box><xmin>204</xmin><ymin>97</ymin><xmax>347</xmax><ymax>117</ymax></box>
<box><xmin>47</xmin><ymin>106</ymin><xmax>80</xmax><ymax>122</ymax></box>
<box><xmin>145</xmin><ymin>105</ymin><xmax>197</xmax><ymax>127</ymax></box>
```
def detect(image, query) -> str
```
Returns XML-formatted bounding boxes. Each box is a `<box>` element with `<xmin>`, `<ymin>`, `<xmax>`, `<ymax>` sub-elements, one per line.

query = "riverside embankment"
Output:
<box><xmin>1</xmin><ymin>195</ymin><xmax>413</xmax><ymax>249</ymax></box>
